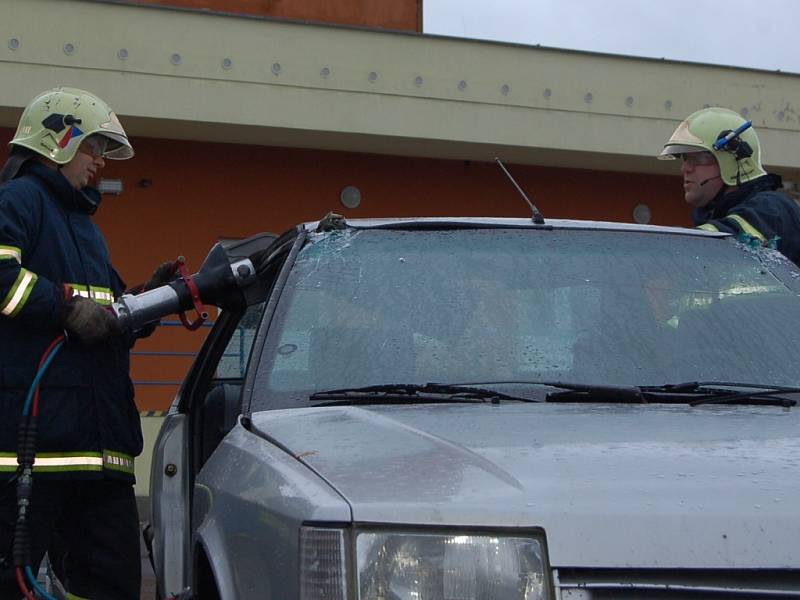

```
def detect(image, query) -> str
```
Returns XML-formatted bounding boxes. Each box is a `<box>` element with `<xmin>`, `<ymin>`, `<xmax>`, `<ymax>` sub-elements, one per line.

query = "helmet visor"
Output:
<box><xmin>96</xmin><ymin>111</ymin><xmax>134</xmax><ymax>160</ymax></box>
<box><xmin>658</xmin><ymin>144</ymin><xmax>708</xmax><ymax>160</ymax></box>
<box><xmin>99</xmin><ymin>131</ymin><xmax>134</xmax><ymax>160</ymax></box>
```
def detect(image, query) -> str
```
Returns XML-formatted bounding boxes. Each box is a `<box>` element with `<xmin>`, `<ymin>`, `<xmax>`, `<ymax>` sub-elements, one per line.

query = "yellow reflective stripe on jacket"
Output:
<box><xmin>0</xmin><ymin>452</ymin><xmax>103</xmax><ymax>473</ymax></box>
<box><xmin>103</xmin><ymin>449</ymin><xmax>135</xmax><ymax>475</ymax></box>
<box><xmin>696</xmin><ymin>223</ymin><xmax>720</xmax><ymax>232</ymax></box>
<box><xmin>65</xmin><ymin>283</ymin><xmax>115</xmax><ymax>306</ymax></box>
<box><xmin>0</xmin><ymin>450</ymin><xmax>134</xmax><ymax>475</ymax></box>
<box><xmin>724</xmin><ymin>214</ymin><xmax>766</xmax><ymax>242</ymax></box>
<box><xmin>90</xmin><ymin>287</ymin><xmax>114</xmax><ymax>305</ymax></box>
<box><xmin>0</xmin><ymin>268</ymin><xmax>38</xmax><ymax>317</ymax></box>
<box><xmin>67</xmin><ymin>593</ymin><xmax>90</xmax><ymax>600</ymax></box>
<box><xmin>0</xmin><ymin>245</ymin><xmax>21</xmax><ymax>263</ymax></box>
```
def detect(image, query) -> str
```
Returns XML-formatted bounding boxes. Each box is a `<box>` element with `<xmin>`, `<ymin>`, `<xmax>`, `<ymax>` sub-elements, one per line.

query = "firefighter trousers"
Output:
<box><xmin>0</xmin><ymin>477</ymin><xmax>141</xmax><ymax>600</ymax></box>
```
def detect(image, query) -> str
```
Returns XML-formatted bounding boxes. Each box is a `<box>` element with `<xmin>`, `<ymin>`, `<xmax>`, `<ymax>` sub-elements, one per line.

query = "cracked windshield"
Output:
<box><xmin>255</xmin><ymin>228</ymin><xmax>800</xmax><ymax>408</ymax></box>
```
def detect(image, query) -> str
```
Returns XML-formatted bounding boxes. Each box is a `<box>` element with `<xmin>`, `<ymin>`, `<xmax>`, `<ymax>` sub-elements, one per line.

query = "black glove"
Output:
<box><xmin>126</xmin><ymin>261</ymin><xmax>176</xmax><ymax>295</ymax></box>
<box><xmin>62</xmin><ymin>296</ymin><xmax>122</xmax><ymax>345</ymax></box>
<box><xmin>128</xmin><ymin>261</ymin><xmax>176</xmax><ymax>339</ymax></box>
<box><xmin>144</xmin><ymin>261</ymin><xmax>176</xmax><ymax>291</ymax></box>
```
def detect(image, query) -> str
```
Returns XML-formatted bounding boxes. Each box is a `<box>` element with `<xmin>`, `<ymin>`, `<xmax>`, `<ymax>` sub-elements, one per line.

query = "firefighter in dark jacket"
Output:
<box><xmin>0</xmin><ymin>88</ymin><xmax>166</xmax><ymax>599</ymax></box>
<box><xmin>658</xmin><ymin>106</ymin><xmax>800</xmax><ymax>266</ymax></box>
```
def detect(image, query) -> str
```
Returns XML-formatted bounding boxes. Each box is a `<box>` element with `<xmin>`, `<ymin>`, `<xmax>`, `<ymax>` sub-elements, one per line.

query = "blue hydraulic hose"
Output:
<box><xmin>17</xmin><ymin>338</ymin><xmax>65</xmax><ymax>600</ymax></box>
<box><xmin>21</xmin><ymin>341</ymin><xmax>64</xmax><ymax>418</ymax></box>
<box><xmin>25</xmin><ymin>566</ymin><xmax>57</xmax><ymax>600</ymax></box>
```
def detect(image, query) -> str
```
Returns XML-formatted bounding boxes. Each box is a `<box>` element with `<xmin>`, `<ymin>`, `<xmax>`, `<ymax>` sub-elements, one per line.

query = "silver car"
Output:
<box><xmin>148</xmin><ymin>217</ymin><xmax>800</xmax><ymax>599</ymax></box>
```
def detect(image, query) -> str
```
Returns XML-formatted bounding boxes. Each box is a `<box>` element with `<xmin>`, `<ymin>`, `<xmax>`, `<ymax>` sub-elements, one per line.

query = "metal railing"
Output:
<box><xmin>130</xmin><ymin>320</ymin><xmax>213</xmax><ymax>387</ymax></box>
<box><xmin>131</xmin><ymin>320</ymin><xmax>253</xmax><ymax>388</ymax></box>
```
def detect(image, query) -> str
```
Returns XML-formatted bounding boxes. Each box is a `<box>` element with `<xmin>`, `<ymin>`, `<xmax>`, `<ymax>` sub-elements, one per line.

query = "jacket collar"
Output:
<box><xmin>21</xmin><ymin>160</ymin><xmax>102</xmax><ymax>215</ymax></box>
<box><xmin>692</xmin><ymin>173</ymin><xmax>782</xmax><ymax>224</ymax></box>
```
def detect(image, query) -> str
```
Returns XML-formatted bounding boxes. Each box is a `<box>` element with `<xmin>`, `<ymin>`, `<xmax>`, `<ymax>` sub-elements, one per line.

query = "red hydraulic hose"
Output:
<box><xmin>16</xmin><ymin>566</ymin><xmax>35</xmax><ymax>600</ymax></box>
<box><xmin>16</xmin><ymin>334</ymin><xmax>65</xmax><ymax>599</ymax></box>
<box><xmin>32</xmin><ymin>335</ymin><xmax>65</xmax><ymax>417</ymax></box>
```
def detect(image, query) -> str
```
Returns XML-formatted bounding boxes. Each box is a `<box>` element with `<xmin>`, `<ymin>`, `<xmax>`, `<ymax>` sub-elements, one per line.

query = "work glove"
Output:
<box><xmin>126</xmin><ymin>261</ymin><xmax>176</xmax><ymax>295</ymax></box>
<box><xmin>128</xmin><ymin>261</ymin><xmax>176</xmax><ymax>339</ymax></box>
<box><xmin>144</xmin><ymin>261</ymin><xmax>176</xmax><ymax>291</ymax></box>
<box><xmin>61</xmin><ymin>296</ymin><xmax>122</xmax><ymax>345</ymax></box>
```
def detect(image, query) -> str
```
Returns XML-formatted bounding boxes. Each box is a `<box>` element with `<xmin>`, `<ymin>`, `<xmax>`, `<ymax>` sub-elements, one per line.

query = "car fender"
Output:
<box><xmin>193</xmin><ymin>522</ymin><xmax>238</xmax><ymax>600</ymax></box>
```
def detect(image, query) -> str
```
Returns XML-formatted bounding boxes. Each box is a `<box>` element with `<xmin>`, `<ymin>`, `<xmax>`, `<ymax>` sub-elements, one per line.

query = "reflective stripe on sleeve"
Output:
<box><xmin>0</xmin><ymin>245</ymin><xmax>21</xmax><ymax>263</ymax></box>
<box><xmin>0</xmin><ymin>268</ymin><xmax>38</xmax><ymax>317</ymax></box>
<box><xmin>103</xmin><ymin>450</ymin><xmax>135</xmax><ymax>475</ymax></box>
<box><xmin>66</xmin><ymin>593</ymin><xmax>91</xmax><ymax>600</ymax></box>
<box><xmin>65</xmin><ymin>283</ymin><xmax>115</xmax><ymax>306</ymax></box>
<box><xmin>696</xmin><ymin>223</ymin><xmax>720</xmax><ymax>232</ymax></box>
<box><xmin>724</xmin><ymin>214</ymin><xmax>766</xmax><ymax>242</ymax></box>
<box><xmin>90</xmin><ymin>287</ymin><xmax>114</xmax><ymax>305</ymax></box>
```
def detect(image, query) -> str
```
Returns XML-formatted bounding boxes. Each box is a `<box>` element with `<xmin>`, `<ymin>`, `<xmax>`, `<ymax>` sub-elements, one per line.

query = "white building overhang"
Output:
<box><xmin>1</xmin><ymin>0</ymin><xmax>799</xmax><ymax>178</ymax></box>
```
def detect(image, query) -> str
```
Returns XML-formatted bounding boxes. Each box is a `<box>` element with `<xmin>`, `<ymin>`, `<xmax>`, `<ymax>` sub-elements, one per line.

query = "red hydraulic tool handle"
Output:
<box><xmin>174</xmin><ymin>256</ymin><xmax>208</xmax><ymax>331</ymax></box>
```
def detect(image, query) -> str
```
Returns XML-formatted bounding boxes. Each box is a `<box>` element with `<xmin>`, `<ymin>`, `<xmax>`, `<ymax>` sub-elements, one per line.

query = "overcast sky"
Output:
<box><xmin>424</xmin><ymin>0</ymin><xmax>800</xmax><ymax>74</ymax></box>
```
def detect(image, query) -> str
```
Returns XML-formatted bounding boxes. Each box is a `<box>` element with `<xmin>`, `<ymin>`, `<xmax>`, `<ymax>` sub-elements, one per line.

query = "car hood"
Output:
<box><xmin>250</xmin><ymin>402</ymin><xmax>800</xmax><ymax>568</ymax></box>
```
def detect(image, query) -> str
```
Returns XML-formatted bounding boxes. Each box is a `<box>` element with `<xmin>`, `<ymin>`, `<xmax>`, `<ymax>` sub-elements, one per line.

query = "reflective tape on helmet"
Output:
<box><xmin>696</xmin><ymin>223</ymin><xmax>720</xmax><ymax>232</ymax></box>
<box><xmin>0</xmin><ymin>268</ymin><xmax>37</xmax><ymax>317</ymax></box>
<box><xmin>724</xmin><ymin>214</ymin><xmax>766</xmax><ymax>242</ymax></box>
<box><xmin>0</xmin><ymin>245</ymin><xmax>21</xmax><ymax>263</ymax></box>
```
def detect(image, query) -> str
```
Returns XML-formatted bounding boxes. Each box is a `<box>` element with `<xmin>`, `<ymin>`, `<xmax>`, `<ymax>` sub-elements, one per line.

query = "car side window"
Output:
<box><xmin>193</xmin><ymin>302</ymin><xmax>265</xmax><ymax>467</ymax></box>
<box><xmin>214</xmin><ymin>303</ymin><xmax>265</xmax><ymax>379</ymax></box>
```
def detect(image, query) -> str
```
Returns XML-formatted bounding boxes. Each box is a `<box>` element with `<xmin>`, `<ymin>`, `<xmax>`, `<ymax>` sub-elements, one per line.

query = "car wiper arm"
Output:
<box><xmin>309</xmin><ymin>382</ymin><xmax>534</xmax><ymax>405</ymax></box>
<box><xmin>542</xmin><ymin>382</ymin><xmax>648</xmax><ymax>403</ymax></box>
<box><xmin>310</xmin><ymin>381</ymin><xmax>799</xmax><ymax>407</ymax></box>
<box><xmin>641</xmin><ymin>381</ymin><xmax>800</xmax><ymax>407</ymax></box>
<box><xmin>531</xmin><ymin>380</ymin><xmax>797</xmax><ymax>407</ymax></box>
<box><xmin>442</xmin><ymin>380</ymin><xmax>650</xmax><ymax>403</ymax></box>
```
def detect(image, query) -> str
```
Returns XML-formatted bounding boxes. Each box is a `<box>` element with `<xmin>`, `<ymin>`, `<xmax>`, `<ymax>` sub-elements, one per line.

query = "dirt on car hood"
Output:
<box><xmin>250</xmin><ymin>402</ymin><xmax>800</xmax><ymax>569</ymax></box>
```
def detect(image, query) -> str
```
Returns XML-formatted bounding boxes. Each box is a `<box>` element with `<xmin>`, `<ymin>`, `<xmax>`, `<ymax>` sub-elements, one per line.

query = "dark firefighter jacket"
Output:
<box><xmin>693</xmin><ymin>173</ymin><xmax>800</xmax><ymax>266</ymax></box>
<box><xmin>0</xmin><ymin>161</ymin><xmax>142</xmax><ymax>482</ymax></box>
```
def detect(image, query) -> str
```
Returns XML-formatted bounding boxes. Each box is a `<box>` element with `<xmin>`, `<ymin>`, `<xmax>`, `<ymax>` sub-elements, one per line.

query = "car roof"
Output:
<box><xmin>302</xmin><ymin>216</ymin><xmax>729</xmax><ymax>238</ymax></box>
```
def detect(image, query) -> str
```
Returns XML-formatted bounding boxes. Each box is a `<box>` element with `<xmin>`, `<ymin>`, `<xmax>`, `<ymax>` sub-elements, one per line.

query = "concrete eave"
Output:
<box><xmin>1</xmin><ymin>0</ymin><xmax>799</xmax><ymax>178</ymax></box>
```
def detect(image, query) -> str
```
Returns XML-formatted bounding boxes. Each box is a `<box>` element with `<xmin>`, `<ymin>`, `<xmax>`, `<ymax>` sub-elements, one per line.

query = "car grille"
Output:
<box><xmin>554</xmin><ymin>568</ymin><xmax>800</xmax><ymax>599</ymax></box>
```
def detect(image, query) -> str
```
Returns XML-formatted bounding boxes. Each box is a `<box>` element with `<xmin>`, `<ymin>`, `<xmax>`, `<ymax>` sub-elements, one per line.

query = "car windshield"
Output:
<box><xmin>252</xmin><ymin>227</ymin><xmax>800</xmax><ymax>410</ymax></box>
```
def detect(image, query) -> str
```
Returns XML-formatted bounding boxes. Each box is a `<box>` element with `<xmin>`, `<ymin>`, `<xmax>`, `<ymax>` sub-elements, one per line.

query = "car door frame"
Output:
<box><xmin>149</xmin><ymin>228</ymin><xmax>302</xmax><ymax>598</ymax></box>
<box><xmin>149</xmin><ymin>305</ymin><xmax>247</xmax><ymax>598</ymax></box>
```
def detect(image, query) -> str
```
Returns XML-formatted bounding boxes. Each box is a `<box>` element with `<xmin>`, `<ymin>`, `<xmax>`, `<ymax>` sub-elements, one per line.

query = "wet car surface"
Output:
<box><xmin>148</xmin><ymin>218</ymin><xmax>800</xmax><ymax>599</ymax></box>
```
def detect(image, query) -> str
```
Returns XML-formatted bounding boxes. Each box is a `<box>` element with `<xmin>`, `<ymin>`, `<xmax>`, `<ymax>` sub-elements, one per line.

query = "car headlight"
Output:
<box><xmin>356</xmin><ymin>531</ymin><xmax>548</xmax><ymax>600</ymax></box>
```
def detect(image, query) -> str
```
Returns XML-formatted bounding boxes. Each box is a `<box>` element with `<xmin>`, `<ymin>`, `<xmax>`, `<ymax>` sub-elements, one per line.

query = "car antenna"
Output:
<box><xmin>494</xmin><ymin>157</ymin><xmax>545</xmax><ymax>224</ymax></box>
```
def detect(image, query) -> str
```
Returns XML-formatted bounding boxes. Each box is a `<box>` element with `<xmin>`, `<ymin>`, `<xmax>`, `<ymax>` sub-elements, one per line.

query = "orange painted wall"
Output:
<box><xmin>125</xmin><ymin>0</ymin><xmax>422</xmax><ymax>31</ymax></box>
<box><xmin>0</xmin><ymin>128</ymin><xmax>688</xmax><ymax>411</ymax></box>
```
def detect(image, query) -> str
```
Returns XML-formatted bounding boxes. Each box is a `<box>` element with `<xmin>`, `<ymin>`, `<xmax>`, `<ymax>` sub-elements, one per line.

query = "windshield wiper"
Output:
<box><xmin>309</xmin><ymin>383</ymin><xmax>534</xmax><ymax>406</ymax></box>
<box><xmin>539</xmin><ymin>382</ymin><xmax>648</xmax><ymax>403</ymax></box>
<box><xmin>459</xmin><ymin>380</ymin><xmax>798</xmax><ymax>407</ymax></box>
<box><xmin>640</xmin><ymin>381</ymin><xmax>800</xmax><ymax>407</ymax></box>
<box><xmin>309</xmin><ymin>381</ymin><xmax>798</xmax><ymax>408</ymax></box>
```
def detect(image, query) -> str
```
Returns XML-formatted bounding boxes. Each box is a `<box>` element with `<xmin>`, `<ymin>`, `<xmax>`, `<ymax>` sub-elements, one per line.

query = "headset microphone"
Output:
<box><xmin>699</xmin><ymin>175</ymin><xmax>722</xmax><ymax>187</ymax></box>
